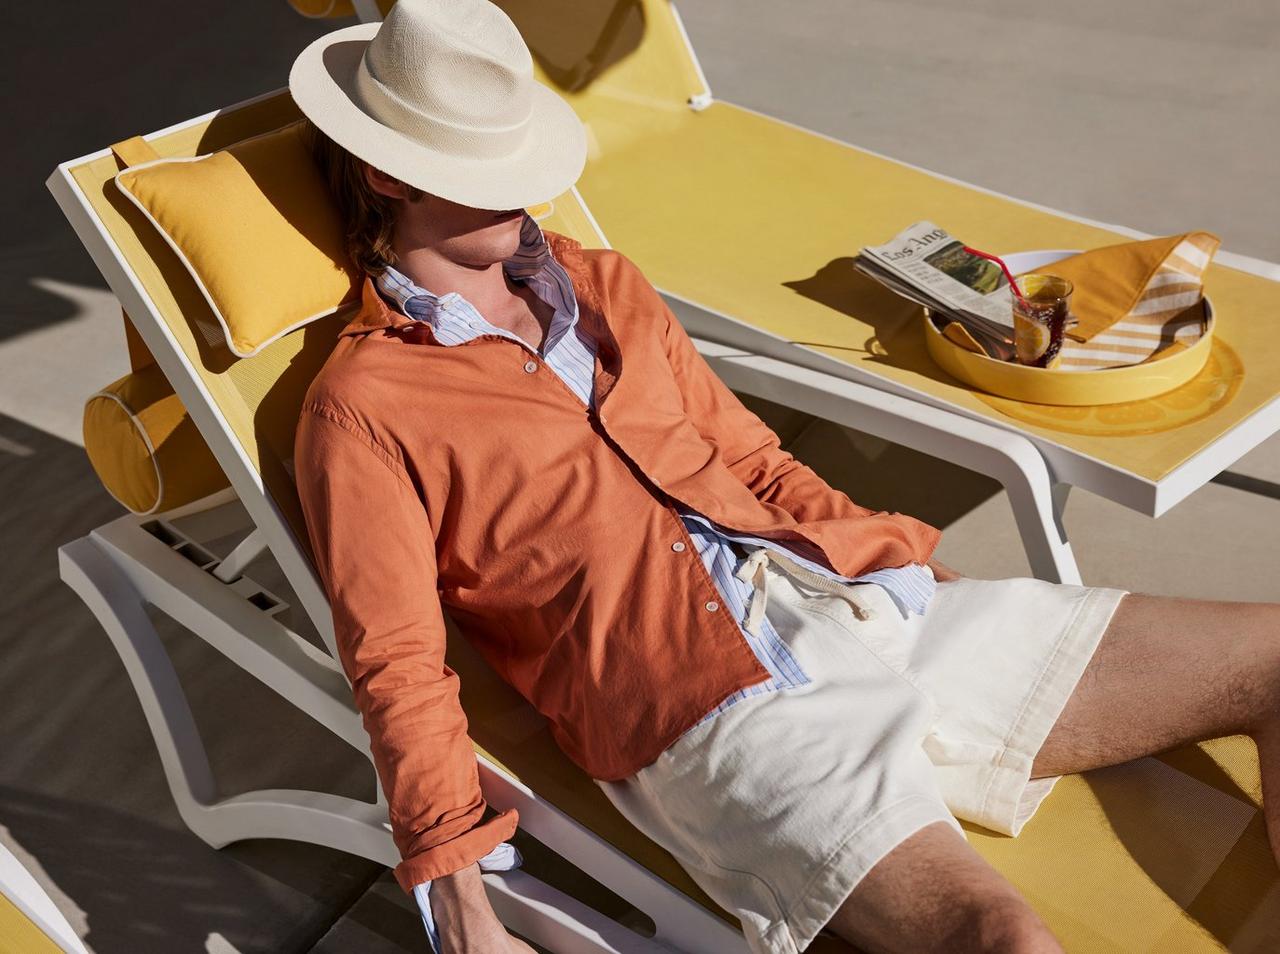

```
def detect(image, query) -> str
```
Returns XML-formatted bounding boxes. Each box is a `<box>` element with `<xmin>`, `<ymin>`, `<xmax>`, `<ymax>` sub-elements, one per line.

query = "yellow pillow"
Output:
<box><xmin>83</xmin><ymin>363</ymin><xmax>230</xmax><ymax>514</ymax></box>
<box><xmin>115</xmin><ymin>120</ymin><xmax>360</xmax><ymax>358</ymax></box>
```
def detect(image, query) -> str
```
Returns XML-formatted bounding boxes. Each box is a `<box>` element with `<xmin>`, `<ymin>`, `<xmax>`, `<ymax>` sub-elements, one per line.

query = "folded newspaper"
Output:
<box><xmin>854</xmin><ymin>222</ymin><xmax>1019</xmax><ymax>361</ymax></box>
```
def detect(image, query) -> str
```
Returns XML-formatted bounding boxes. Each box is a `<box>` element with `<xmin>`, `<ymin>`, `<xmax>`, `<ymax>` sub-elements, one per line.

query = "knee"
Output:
<box><xmin>950</xmin><ymin>897</ymin><xmax>1063</xmax><ymax>954</ymax></box>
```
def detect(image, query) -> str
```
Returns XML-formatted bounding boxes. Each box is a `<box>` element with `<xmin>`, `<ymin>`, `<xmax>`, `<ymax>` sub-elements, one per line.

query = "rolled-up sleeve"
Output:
<box><xmin>293</xmin><ymin>402</ymin><xmax>517</xmax><ymax>892</ymax></box>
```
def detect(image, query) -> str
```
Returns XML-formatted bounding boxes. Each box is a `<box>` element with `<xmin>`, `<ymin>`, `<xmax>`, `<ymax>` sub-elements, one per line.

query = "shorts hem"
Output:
<box><xmin>977</xmin><ymin>585</ymin><xmax>1129</xmax><ymax>835</ymax></box>
<box><xmin>774</xmin><ymin>794</ymin><xmax>964</xmax><ymax>953</ymax></box>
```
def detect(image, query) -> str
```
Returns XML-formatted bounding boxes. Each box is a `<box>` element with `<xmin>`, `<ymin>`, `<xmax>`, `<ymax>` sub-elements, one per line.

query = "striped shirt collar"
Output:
<box><xmin>373</xmin><ymin>209</ymin><xmax>552</xmax><ymax>323</ymax></box>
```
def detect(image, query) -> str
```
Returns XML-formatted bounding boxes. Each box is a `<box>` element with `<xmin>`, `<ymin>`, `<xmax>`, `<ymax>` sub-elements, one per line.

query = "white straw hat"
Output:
<box><xmin>289</xmin><ymin>0</ymin><xmax>587</xmax><ymax>211</ymax></box>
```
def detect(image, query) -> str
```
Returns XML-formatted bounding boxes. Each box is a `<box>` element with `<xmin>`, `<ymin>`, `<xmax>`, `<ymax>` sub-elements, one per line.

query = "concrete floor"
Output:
<box><xmin>2</xmin><ymin>1</ymin><xmax>1278</xmax><ymax>952</ymax></box>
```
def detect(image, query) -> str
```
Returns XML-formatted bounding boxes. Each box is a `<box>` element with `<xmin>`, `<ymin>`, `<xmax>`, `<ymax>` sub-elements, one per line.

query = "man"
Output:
<box><xmin>290</xmin><ymin>2</ymin><xmax>1280</xmax><ymax>952</ymax></box>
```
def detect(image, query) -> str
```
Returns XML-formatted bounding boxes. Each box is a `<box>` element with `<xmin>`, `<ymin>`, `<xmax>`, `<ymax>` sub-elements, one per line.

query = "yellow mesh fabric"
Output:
<box><xmin>568</xmin><ymin>95</ymin><xmax>1280</xmax><ymax>480</ymax></box>
<box><xmin>500</xmin><ymin>0</ymin><xmax>706</xmax><ymax>109</ymax></box>
<box><xmin>314</xmin><ymin>0</ymin><xmax>709</xmax><ymax>108</ymax></box>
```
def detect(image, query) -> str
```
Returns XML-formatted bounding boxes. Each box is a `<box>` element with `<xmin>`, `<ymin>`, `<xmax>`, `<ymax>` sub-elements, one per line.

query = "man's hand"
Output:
<box><xmin>927</xmin><ymin>557</ymin><xmax>963</xmax><ymax>583</ymax></box>
<box><xmin>430</xmin><ymin>864</ymin><xmax>536</xmax><ymax>953</ymax></box>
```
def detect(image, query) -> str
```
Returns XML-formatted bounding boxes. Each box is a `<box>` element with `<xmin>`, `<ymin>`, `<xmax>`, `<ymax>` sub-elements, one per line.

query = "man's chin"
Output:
<box><xmin>445</xmin><ymin>232</ymin><xmax>523</xmax><ymax>269</ymax></box>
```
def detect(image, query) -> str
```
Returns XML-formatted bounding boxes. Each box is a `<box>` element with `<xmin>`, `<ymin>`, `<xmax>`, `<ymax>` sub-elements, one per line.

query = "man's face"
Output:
<box><xmin>365</xmin><ymin>163</ymin><xmax>524</xmax><ymax>270</ymax></box>
<box><xmin>397</xmin><ymin>190</ymin><xmax>525</xmax><ymax>269</ymax></box>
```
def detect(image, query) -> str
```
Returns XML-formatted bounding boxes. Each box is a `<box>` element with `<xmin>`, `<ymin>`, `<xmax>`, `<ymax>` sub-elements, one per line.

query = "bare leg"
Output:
<box><xmin>824</xmin><ymin>593</ymin><xmax>1280</xmax><ymax>953</ymax></box>
<box><xmin>1030</xmin><ymin>593</ymin><xmax>1280</xmax><ymax>861</ymax></box>
<box><xmin>826</xmin><ymin>822</ymin><xmax>1061</xmax><ymax>953</ymax></box>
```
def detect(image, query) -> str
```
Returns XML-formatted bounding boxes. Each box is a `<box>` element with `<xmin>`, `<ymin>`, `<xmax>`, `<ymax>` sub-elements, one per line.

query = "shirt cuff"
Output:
<box><xmin>392</xmin><ymin>807</ymin><xmax>519</xmax><ymax>893</ymax></box>
<box><xmin>413</xmin><ymin>841</ymin><xmax>524</xmax><ymax>954</ymax></box>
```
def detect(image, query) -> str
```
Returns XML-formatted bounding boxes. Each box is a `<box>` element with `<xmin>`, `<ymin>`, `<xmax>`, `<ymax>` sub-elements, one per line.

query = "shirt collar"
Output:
<box><xmin>338</xmin><ymin>223</ymin><xmax>590</xmax><ymax>340</ymax></box>
<box><xmin>372</xmin><ymin>209</ymin><xmax>552</xmax><ymax>323</ymax></box>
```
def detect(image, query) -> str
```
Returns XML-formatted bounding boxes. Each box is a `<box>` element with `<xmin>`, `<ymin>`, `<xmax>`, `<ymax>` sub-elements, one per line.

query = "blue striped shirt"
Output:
<box><xmin>378</xmin><ymin>212</ymin><xmax>935</xmax><ymax>950</ymax></box>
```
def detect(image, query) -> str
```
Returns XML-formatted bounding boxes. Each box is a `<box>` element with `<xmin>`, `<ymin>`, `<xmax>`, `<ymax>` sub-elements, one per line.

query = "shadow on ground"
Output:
<box><xmin>0</xmin><ymin>412</ymin><xmax>391</xmax><ymax>953</ymax></box>
<box><xmin>0</xmin><ymin>0</ymin><xmax>340</xmax><ymax>346</ymax></box>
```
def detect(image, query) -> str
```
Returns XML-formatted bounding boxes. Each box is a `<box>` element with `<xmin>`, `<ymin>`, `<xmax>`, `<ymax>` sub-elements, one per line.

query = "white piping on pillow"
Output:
<box><xmin>113</xmin><ymin>153</ymin><xmax>352</xmax><ymax>360</ymax></box>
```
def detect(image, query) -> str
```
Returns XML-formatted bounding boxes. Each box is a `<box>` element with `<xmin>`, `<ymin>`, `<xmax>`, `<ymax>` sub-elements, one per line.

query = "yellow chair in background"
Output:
<box><xmin>289</xmin><ymin>2</ymin><xmax>1280</xmax><ymax>951</ymax></box>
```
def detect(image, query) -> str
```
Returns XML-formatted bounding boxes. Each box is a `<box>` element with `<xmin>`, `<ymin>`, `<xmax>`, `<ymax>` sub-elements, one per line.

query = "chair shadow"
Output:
<box><xmin>0</xmin><ymin>785</ymin><xmax>390</xmax><ymax>954</ymax></box>
<box><xmin>496</xmin><ymin>1</ymin><xmax>646</xmax><ymax>95</ymax></box>
<box><xmin>5</xmin><ymin>0</ymin><xmax>343</xmax><ymax>345</ymax></box>
<box><xmin>1085</xmin><ymin>751</ymin><xmax>1279</xmax><ymax>950</ymax></box>
<box><xmin>1032</xmin><ymin>743</ymin><xmax>1278</xmax><ymax>951</ymax></box>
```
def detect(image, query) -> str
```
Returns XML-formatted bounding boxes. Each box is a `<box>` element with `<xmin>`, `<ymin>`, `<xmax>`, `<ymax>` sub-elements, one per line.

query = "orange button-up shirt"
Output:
<box><xmin>293</xmin><ymin>231</ymin><xmax>941</xmax><ymax>891</ymax></box>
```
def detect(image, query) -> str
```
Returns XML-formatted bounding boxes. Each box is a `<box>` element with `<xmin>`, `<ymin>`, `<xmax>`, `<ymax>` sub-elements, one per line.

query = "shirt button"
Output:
<box><xmin>672</xmin><ymin>541</ymin><xmax>686</xmax><ymax>552</ymax></box>
<box><xmin>704</xmin><ymin>600</ymin><xmax>719</xmax><ymax>612</ymax></box>
<box><xmin>523</xmin><ymin>360</ymin><xmax>538</xmax><ymax>373</ymax></box>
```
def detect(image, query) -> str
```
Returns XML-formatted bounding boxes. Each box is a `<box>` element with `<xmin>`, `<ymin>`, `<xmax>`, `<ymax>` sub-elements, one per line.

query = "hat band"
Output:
<box><xmin>352</xmin><ymin>56</ymin><xmax>533</xmax><ymax>160</ymax></box>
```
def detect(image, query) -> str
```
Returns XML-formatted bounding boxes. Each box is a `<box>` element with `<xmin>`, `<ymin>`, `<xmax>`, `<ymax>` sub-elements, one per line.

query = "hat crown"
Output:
<box><xmin>288</xmin><ymin>0</ymin><xmax>588</xmax><ymax>210</ymax></box>
<box><xmin>354</xmin><ymin>0</ymin><xmax>535</xmax><ymax>154</ymax></box>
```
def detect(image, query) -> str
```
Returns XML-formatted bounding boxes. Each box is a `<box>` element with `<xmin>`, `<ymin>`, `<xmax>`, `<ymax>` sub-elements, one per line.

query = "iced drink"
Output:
<box><xmin>1012</xmin><ymin>274</ymin><xmax>1073</xmax><ymax>368</ymax></box>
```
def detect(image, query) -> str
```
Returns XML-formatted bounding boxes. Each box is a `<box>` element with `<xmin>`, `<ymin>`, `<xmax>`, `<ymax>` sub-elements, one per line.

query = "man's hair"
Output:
<box><xmin>302</xmin><ymin>118</ymin><xmax>425</xmax><ymax>276</ymax></box>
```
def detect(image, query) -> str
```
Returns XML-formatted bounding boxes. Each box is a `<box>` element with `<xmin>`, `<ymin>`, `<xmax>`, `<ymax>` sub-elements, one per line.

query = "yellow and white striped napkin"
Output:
<box><xmin>1021</xmin><ymin>231</ymin><xmax>1220</xmax><ymax>370</ymax></box>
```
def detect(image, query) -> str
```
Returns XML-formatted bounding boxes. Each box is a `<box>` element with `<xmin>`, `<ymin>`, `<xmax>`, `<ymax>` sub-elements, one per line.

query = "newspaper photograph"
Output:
<box><xmin>854</xmin><ymin>222</ymin><xmax>1019</xmax><ymax>357</ymax></box>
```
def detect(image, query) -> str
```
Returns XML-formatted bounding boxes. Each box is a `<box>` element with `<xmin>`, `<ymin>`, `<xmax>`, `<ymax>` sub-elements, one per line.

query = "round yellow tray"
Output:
<box><xmin>923</xmin><ymin>249</ymin><xmax>1215</xmax><ymax>406</ymax></box>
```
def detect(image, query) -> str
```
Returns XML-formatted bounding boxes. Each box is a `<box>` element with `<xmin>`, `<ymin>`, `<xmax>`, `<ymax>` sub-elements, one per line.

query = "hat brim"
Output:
<box><xmin>289</xmin><ymin>22</ymin><xmax>587</xmax><ymax>211</ymax></box>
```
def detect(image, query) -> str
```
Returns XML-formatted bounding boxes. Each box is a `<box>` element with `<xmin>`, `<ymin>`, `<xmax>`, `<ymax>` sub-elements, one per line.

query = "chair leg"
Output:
<box><xmin>1003</xmin><ymin>476</ymin><xmax>1080</xmax><ymax>585</ymax></box>
<box><xmin>57</xmin><ymin>535</ymin><xmax>398</xmax><ymax>868</ymax></box>
<box><xmin>59</xmin><ymin>527</ymin><xmax>742</xmax><ymax>951</ymax></box>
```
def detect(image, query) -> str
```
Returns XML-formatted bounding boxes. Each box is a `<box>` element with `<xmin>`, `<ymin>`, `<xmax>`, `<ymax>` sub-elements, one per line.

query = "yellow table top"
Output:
<box><xmin>571</xmin><ymin>96</ymin><xmax>1280</xmax><ymax>491</ymax></box>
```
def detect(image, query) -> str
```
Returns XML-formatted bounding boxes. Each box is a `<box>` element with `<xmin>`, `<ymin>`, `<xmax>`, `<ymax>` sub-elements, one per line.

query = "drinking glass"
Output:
<box><xmin>1012</xmin><ymin>274</ymin><xmax>1073</xmax><ymax>368</ymax></box>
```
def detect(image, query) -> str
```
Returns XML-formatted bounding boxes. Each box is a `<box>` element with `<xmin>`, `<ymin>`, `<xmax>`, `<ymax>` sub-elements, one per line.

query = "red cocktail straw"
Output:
<box><xmin>963</xmin><ymin>245</ymin><xmax>1029</xmax><ymax>307</ymax></box>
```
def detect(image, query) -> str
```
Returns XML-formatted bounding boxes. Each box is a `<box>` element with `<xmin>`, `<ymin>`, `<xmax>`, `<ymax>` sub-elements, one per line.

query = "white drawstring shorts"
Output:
<box><xmin>597</xmin><ymin>550</ymin><xmax>1128</xmax><ymax>953</ymax></box>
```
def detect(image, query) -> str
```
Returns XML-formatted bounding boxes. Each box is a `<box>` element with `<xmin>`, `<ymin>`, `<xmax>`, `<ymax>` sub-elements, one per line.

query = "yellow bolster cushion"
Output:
<box><xmin>83</xmin><ymin>363</ymin><xmax>230</xmax><ymax>515</ymax></box>
<box><xmin>114</xmin><ymin>120</ymin><xmax>359</xmax><ymax>359</ymax></box>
